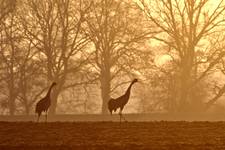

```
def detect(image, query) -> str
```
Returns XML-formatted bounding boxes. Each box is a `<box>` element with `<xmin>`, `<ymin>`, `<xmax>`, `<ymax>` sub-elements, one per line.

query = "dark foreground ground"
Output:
<box><xmin>1</xmin><ymin>121</ymin><xmax>225</xmax><ymax>149</ymax></box>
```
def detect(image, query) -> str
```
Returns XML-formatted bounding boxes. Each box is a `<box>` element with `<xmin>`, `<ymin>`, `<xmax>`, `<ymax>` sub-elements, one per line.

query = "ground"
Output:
<box><xmin>1</xmin><ymin>121</ymin><xmax>225</xmax><ymax>149</ymax></box>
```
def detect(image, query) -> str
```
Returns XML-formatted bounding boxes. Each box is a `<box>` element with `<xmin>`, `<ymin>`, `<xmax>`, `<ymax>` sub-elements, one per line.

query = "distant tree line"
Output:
<box><xmin>1</xmin><ymin>0</ymin><xmax>225</xmax><ymax>115</ymax></box>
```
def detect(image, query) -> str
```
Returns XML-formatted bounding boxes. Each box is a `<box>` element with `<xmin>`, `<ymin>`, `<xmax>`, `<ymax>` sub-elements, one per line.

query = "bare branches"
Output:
<box><xmin>138</xmin><ymin>0</ymin><xmax>225</xmax><ymax>111</ymax></box>
<box><xmin>0</xmin><ymin>0</ymin><xmax>16</xmax><ymax>23</ymax></box>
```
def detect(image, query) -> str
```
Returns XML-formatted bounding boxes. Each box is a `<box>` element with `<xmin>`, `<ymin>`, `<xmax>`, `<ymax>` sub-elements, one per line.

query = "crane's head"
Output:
<box><xmin>133</xmin><ymin>78</ymin><xmax>138</xmax><ymax>83</ymax></box>
<box><xmin>52</xmin><ymin>82</ymin><xmax>57</xmax><ymax>86</ymax></box>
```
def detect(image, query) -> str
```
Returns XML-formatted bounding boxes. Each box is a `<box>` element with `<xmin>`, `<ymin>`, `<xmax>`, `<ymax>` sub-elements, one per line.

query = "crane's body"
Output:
<box><xmin>35</xmin><ymin>82</ymin><xmax>57</xmax><ymax>122</ymax></box>
<box><xmin>35</xmin><ymin>97</ymin><xmax>51</xmax><ymax>114</ymax></box>
<box><xmin>108</xmin><ymin>94</ymin><xmax>129</xmax><ymax>114</ymax></box>
<box><xmin>108</xmin><ymin>79</ymin><xmax>138</xmax><ymax>122</ymax></box>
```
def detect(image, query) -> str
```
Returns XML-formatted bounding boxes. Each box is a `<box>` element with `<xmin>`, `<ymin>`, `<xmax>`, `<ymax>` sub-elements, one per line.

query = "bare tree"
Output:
<box><xmin>0</xmin><ymin>0</ymin><xmax>16</xmax><ymax>23</ymax></box>
<box><xmin>20</xmin><ymin>0</ymin><xmax>91</xmax><ymax>114</ymax></box>
<box><xmin>0</xmin><ymin>5</ymin><xmax>22</xmax><ymax>115</ymax></box>
<box><xmin>16</xmin><ymin>39</ymin><xmax>44</xmax><ymax>115</ymax></box>
<box><xmin>83</xmin><ymin>0</ymin><xmax>152</xmax><ymax>114</ymax></box>
<box><xmin>0</xmin><ymin>0</ymin><xmax>16</xmax><ymax>112</ymax></box>
<box><xmin>139</xmin><ymin>0</ymin><xmax>225</xmax><ymax>111</ymax></box>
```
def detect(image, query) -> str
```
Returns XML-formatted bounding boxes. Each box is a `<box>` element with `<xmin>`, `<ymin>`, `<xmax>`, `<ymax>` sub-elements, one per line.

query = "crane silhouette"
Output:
<box><xmin>108</xmin><ymin>79</ymin><xmax>138</xmax><ymax>122</ymax></box>
<box><xmin>35</xmin><ymin>82</ymin><xmax>57</xmax><ymax>122</ymax></box>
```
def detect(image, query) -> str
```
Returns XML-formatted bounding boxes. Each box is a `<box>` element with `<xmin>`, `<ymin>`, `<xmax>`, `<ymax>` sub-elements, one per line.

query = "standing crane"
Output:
<box><xmin>35</xmin><ymin>82</ymin><xmax>57</xmax><ymax>122</ymax></box>
<box><xmin>108</xmin><ymin>79</ymin><xmax>138</xmax><ymax>122</ymax></box>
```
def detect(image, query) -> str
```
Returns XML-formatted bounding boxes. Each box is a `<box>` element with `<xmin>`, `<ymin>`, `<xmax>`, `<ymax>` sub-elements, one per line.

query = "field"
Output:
<box><xmin>1</xmin><ymin>121</ymin><xmax>225</xmax><ymax>149</ymax></box>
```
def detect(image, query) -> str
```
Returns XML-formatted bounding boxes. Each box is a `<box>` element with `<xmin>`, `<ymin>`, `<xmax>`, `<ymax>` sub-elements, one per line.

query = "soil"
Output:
<box><xmin>0</xmin><ymin>121</ymin><xmax>225</xmax><ymax>149</ymax></box>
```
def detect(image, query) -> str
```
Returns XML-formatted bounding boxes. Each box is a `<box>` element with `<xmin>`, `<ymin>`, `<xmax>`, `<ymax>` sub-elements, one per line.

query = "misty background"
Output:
<box><xmin>1</xmin><ymin>0</ymin><xmax>225</xmax><ymax>116</ymax></box>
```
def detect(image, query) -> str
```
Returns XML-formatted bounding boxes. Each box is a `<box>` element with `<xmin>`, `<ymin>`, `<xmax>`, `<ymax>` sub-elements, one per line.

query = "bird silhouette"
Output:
<box><xmin>35</xmin><ymin>82</ymin><xmax>57</xmax><ymax>122</ymax></box>
<box><xmin>108</xmin><ymin>79</ymin><xmax>138</xmax><ymax>122</ymax></box>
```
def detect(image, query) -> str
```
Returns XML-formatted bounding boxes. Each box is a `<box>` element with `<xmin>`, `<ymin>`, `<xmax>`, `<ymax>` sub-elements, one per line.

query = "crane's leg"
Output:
<box><xmin>119</xmin><ymin>112</ymin><xmax>121</xmax><ymax>123</ymax></box>
<box><xmin>37</xmin><ymin>112</ymin><xmax>41</xmax><ymax>122</ymax></box>
<box><xmin>121</xmin><ymin>113</ymin><xmax>127</xmax><ymax>122</ymax></box>
<box><xmin>45</xmin><ymin>111</ymin><xmax>48</xmax><ymax>123</ymax></box>
<box><xmin>119</xmin><ymin>107</ymin><xmax>127</xmax><ymax>122</ymax></box>
<box><xmin>119</xmin><ymin>109</ymin><xmax>125</xmax><ymax>123</ymax></box>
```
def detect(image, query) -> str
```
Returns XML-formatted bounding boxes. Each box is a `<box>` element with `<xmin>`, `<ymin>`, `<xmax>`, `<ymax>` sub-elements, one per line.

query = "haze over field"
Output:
<box><xmin>1</xmin><ymin>0</ymin><xmax>225</xmax><ymax>118</ymax></box>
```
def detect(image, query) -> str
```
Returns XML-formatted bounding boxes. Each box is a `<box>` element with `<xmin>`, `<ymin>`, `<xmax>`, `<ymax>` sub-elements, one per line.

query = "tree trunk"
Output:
<box><xmin>179</xmin><ymin>79</ymin><xmax>189</xmax><ymax>111</ymax></box>
<box><xmin>25</xmin><ymin>103</ymin><xmax>30</xmax><ymax>115</ymax></box>
<box><xmin>48</xmin><ymin>86</ymin><xmax>61</xmax><ymax>115</ymax></box>
<box><xmin>9</xmin><ymin>96</ymin><xmax>15</xmax><ymax>115</ymax></box>
<box><xmin>48</xmin><ymin>78</ymin><xmax>65</xmax><ymax>115</ymax></box>
<box><xmin>8</xmin><ymin>76</ymin><xmax>16</xmax><ymax>115</ymax></box>
<box><xmin>100</xmin><ymin>68</ymin><xmax>111</xmax><ymax>114</ymax></box>
<box><xmin>178</xmin><ymin>57</ymin><xmax>192</xmax><ymax>112</ymax></box>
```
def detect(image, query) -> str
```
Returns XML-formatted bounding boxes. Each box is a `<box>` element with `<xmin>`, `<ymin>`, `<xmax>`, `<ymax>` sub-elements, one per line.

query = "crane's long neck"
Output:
<box><xmin>125</xmin><ymin>81</ymin><xmax>135</xmax><ymax>97</ymax></box>
<box><xmin>46</xmin><ymin>84</ymin><xmax>55</xmax><ymax>98</ymax></box>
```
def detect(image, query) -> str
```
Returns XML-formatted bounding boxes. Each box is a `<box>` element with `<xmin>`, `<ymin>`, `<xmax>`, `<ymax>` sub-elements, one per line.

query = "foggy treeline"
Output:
<box><xmin>1</xmin><ymin>0</ymin><xmax>225</xmax><ymax>115</ymax></box>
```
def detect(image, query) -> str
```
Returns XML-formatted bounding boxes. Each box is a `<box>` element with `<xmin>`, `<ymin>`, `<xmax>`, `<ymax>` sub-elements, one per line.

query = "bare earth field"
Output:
<box><xmin>1</xmin><ymin>121</ymin><xmax>225</xmax><ymax>149</ymax></box>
